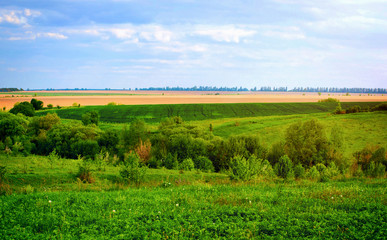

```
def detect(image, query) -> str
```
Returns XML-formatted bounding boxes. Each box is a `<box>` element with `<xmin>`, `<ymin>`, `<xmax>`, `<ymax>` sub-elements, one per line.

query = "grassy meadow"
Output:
<box><xmin>1</xmin><ymin>101</ymin><xmax>386</xmax><ymax>239</ymax></box>
<box><xmin>1</xmin><ymin>155</ymin><xmax>386</xmax><ymax>239</ymax></box>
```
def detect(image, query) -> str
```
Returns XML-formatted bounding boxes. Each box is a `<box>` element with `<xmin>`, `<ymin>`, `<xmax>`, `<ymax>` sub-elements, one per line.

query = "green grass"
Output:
<box><xmin>36</xmin><ymin>102</ymin><xmax>384</xmax><ymax>124</ymax></box>
<box><xmin>207</xmin><ymin>112</ymin><xmax>387</xmax><ymax>157</ymax></box>
<box><xmin>1</xmin><ymin>169</ymin><xmax>386</xmax><ymax>239</ymax></box>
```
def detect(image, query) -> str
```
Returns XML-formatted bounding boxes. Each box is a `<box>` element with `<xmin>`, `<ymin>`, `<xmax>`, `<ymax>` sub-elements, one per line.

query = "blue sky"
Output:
<box><xmin>1</xmin><ymin>0</ymin><xmax>386</xmax><ymax>89</ymax></box>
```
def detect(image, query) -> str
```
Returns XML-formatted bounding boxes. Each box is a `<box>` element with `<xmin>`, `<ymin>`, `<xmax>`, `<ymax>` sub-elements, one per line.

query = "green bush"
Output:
<box><xmin>307</xmin><ymin>166</ymin><xmax>320</xmax><ymax>180</ymax></box>
<box><xmin>294</xmin><ymin>164</ymin><xmax>305</xmax><ymax>179</ymax></box>
<box><xmin>119</xmin><ymin>153</ymin><xmax>147</xmax><ymax>186</ymax></box>
<box><xmin>274</xmin><ymin>155</ymin><xmax>293</xmax><ymax>179</ymax></box>
<box><xmin>180</xmin><ymin>158</ymin><xmax>195</xmax><ymax>171</ymax></box>
<box><xmin>148</xmin><ymin>157</ymin><xmax>162</xmax><ymax>169</ymax></box>
<box><xmin>76</xmin><ymin>158</ymin><xmax>95</xmax><ymax>183</ymax></box>
<box><xmin>194</xmin><ymin>156</ymin><xmax>214</xmax><ymax>172</ymax></box>
<box><xmin>164</xmin><ymin>153</ymin><xmax>179</xmax><ymax>170</ymax></box>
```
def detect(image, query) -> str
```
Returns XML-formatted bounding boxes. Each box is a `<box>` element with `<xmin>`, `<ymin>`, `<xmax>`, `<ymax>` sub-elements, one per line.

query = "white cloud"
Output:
<box><xmin>262</xmin><ymin>27</ymin><xmax>306</xmax><ymax>40</ymax></box>
<box><xmin>37</xmin><ymin>32</ymin><xmax>68</xmax><ymax>39</ymax></box>
<box><xmin>195</xmin><ymin>25</ymin><xmax>256</xmax><ymax>43</ymax></box>
<box><xmin>0</xmin><ymin>8</ymin><xmax>40</xmax><ymax>25</ymax></box>
<box><xmin>109</xmin><ymin>28</ymin><xmax>136</xmax><ymax>39</ymax></box>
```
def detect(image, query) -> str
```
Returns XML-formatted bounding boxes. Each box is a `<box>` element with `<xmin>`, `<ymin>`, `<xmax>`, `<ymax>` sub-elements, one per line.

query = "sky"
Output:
<box><xmin>0</xmin><ymin>0</ymin><xmax>387</xmax><ymax>90</ymax></box>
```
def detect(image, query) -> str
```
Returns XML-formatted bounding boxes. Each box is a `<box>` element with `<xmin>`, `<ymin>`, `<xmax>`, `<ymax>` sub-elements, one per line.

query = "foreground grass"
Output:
<box><xmin>1</xmin><ymin>155</ymin><xmax>386</xmax><ymax>239</ymax></box>
<box><xmin>1</xmin><ymin>179</ymin><xmax>386</xmax><ymax>239</ymax></box>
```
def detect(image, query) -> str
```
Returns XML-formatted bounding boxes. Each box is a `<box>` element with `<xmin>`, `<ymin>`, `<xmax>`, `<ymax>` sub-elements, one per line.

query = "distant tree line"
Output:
<box><xmin>137</xmin><ymin>86</ymin><xmax>387</xmax><ymax>93</ymax></box>
<box><xmin>0</xmin><ymin>88</ymin><xmax>23</xmax><ymax>92</ymax></box>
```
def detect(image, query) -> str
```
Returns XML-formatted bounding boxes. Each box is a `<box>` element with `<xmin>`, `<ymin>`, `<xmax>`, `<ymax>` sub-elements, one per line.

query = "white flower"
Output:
<box><xmin>340</xmin><ymin>195</ymin><xmax>343</xmax><ymax>198</ymax></box>
<box><xmin>331</xmin><ymin>197</ymin><xmax>334</xmax><ymax>199</ymax></box>
<box><xmin>48</xmin><ymin>200</ymin><xmax>52</xmax><ymax>203</ymax></box>
<box><xmin>249</xmin><ymin>200</ymin><xmax>252</xmax><ymax>204</ymax></box>
<box><xmin>176</xmin><ymin>204</ymin><xmax>179</xmax><ymax>207</ymax></box>
<box><xmin>158</xmin><ymin>211</ymin><xmax>161</xmax><ymax>214</ymax></box>
<box><xmin>112</xmin><ymin>210</ymin><xmax>116</xmax><ymax>213</ymax></box>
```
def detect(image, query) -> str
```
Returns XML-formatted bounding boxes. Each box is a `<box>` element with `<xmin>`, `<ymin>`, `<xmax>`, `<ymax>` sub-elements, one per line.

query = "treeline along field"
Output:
<box><xmin>36</xmin><ymin>102</ymin><xmax>384</xmax><ymax>124</ymax></box>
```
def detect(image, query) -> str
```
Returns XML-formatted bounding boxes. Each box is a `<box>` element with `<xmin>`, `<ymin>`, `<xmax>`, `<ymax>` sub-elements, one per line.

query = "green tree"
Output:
<box><xmin>10</xmin><ymin>102</ymin><xmax>35</xmax><ymax>116</ymax></box>
<box><xmin>274</xmin><ymin>155</ymin><xmax>294</xmax><ymax>179</ymax></box>
<box><xmin>30</xmin><ymin>98</ymin><xmax>43</xmax><ymax>110</ymax></box>
<box><xmin>284</xmin><ymin>119</ymin><xmax>329</xmax><ymax>167</ymax></box>
<box><xmin>82</xmin><ymin>111</ymin><xmax>99</xmax><ymax>126</ymax></box>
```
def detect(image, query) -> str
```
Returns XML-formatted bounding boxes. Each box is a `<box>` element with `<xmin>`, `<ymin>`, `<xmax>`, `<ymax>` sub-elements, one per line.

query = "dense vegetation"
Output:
<box><xmin>1</xmin><ymin>100</ymin><xmax>386</xmax><ymax>239</ymax></box>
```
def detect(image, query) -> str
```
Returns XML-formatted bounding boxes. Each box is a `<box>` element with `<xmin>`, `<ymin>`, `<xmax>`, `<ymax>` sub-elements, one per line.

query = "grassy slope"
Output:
<box><xmin>36</xmin><ymin>102</ymin><xmax>384</xmax><ymax>124</ymax></box>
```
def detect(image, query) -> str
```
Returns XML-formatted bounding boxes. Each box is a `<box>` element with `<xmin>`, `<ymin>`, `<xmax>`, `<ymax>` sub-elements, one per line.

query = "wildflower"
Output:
<box><xmin>249</xmin><ymin>200</ymin><xmax>252</xmax><ymax>204</ymax></box>
<box><xmin>158</xmin><ymin>211</ymin><xmax>161</xmax><ymax>214</ymax></box>
<box><xmin>340</xmin><ymin>195</ymin><xmax>343</xmax><ymax>198</ymax></box>
<box><xmin>331</xmin><ymin>197</ymin><xmax>334</xmax><ymax>199</ymax></box>
<box><xmin>48</xmin><ymin>200</ymin><xmax>52</xmax><ymax>203</ymax></box>
<box><xmin>112</xmin><ymin>210</ymin><xmax>116</xmax><ymax>213</ymax></box>
<box><xmin>176</xmin><ymin>203</ymin><xmax>179</xmax><ymax>207</ymax></box>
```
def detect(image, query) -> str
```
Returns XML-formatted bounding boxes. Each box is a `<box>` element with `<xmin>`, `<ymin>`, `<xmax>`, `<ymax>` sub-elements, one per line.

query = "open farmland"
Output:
<box><xmin>1</xmin><ymin>90</ymin><xmax>386</xmax><ymax>110</ymax></box>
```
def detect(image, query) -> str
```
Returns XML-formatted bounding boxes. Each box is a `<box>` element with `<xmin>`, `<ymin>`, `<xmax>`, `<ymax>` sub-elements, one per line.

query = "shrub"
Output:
<box><xmin>76</xmin><ymin>158</ymin><xmax>95</xmax><ymax>183</ymax></box>
<box><xmin>47</xmin><ymin>104</ymin><xmax>53</xmax><ymax>109</ymax></box>
<box><xmin>164</xmin><ymin>153</ymin><xmax>179</xmax><ymax>170</ymax></box>
<box><xmin>135</xmin><ymin>139</ymin><xmax>152</xmax><ymax>164</ymax></box>
<box><xmin>180</xmin><ymin>158</ymin><xmax>195</xmax><ymax>171</ymax></box>
<box><xmin>119</xmin><ymin>152</ymin><xmax>147</xmax><ymax>186</ymax></box>
<box><xmin>229</xmin><ymin>155</ymin><xmax>267</xmax><ymax>181</ymax></box>
<box><xmin>48</xmin><ymin>149</ymin><xmax>60</xmax><ymax>169</ymax></box>
<box><xmin>307</xmin><ymin>166</ymin><xmax>320</xmax><ymax>180</ymax></box>
<box><xmin>148</xmin><ymin>157</ymin><xmax>162</xmax><ymax>169</ymax></box>
<box><xmin>274</xmin><ymin>155</ymin><xmax>293</xmax><ymax>179</ymax></box>
<box><xmin>194</xmin><ymin>156</ymin><xmax>214</xmax><ymax>172</ymax></box>
<box><xmin>294</xmin><ymin>164</ymin><xmax>305</xmax><ymax>179</ymax></box>
<box><xmin>318</xmin><ymin>98</ymin><xmax>339</xmax><ymax>103</ymax></box>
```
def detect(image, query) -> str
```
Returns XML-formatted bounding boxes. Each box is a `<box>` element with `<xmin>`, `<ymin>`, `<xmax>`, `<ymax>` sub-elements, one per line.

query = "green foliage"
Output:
<box><xmin>229</xmin><ymin>155</ymin><xmax>272</xmax><ymax>181</ymax></box>
<box><xmin>371</xmin><ymin>103</ymin><xmax>387</xmax><ymax>111</ymax></box>
<box><xmin>274</xmin><ymin>155</ymin><xmax>293</xmax><ymax>179</ymax></box>
<box><xmin>285</xmin><ymin>119</ymin><xmax>329</xmax><ymax>167</ymax></box>
<box><xmin>98</xmin><ymin>129</ymin><xmax>119</xmax><ymax>154</ymax></box>
<box><xmin>180</xmin><ymin>158</ymin><xmax>195</xmax><ymax>171</ymax></box>
<box><xmin>293</xmin><ymin>164</ymin><xmax>305</xmax><ymax>179</ymax></box>
<box><xmin>76</xmin><ymin>157</ymin><xmax>95</xmax><ymax>183</ymax></box>
<box><xmin>82</xmin><ymin>110</ymin><xmax>99</xmax><ymax>126</ymax></box>
<box><xmin>0</xmin><ymin>165</ymin><xmax>6</xmax><ymax>183</ymax></box>
<box><xmin>30</xmin><ymin>98</ymin><xmax>43</xmax><ymax>110</ymax></box>
<box><xmin>306</xmin><ymin>166</ymin><xmax>320</xmax><ymax>180</ymax></box>
<box><xmin>121</xmin><ymin>119</ymin><xmax>147</xmax><ymax>149</ymax></box>
<box><xmin>10</xmin><ymin>101</ymin><xmax>35</xmax><ymax>116</ymax></box>
<box><xmin>119</xmin><ymin>152</ymin><xmax>147</xmax><ymax>185</ymax></box>
<box><xmin>267</xmin><ymin>141</ymin><xmax>285</xmax><ymax>166</ymax></box>
<box><xmin>47</xmin><ymin>104</ymin><xmax>53</xmax><ymax>109</ymax></box>
<box><xmin>0</xmin><ymin>112</ymin><xmax>28</xmax><ymax>142</ymax></box>
<box><xmin>164</xmin><ymin>153</ymin><xmax>179</xmax><ymax>170</ymax></box>
<box><xmin>46</xmin><ymin>121</ymin><xmax>101</xmax><ymax>159</ymax></box>
<box><xmin>333</xmin><ymin>102</ymin><xmax>344</xmax><ymax>114</ymax></box>
<box><xmin>346</xmin><ymin>105</ymin><xmax>361</xmax><ymax>113</ymax></box>
<box><xmin>353</xmin><ymin>146</ymin><xmax>387</xmax><ymax>177</ymax></box>
<box><xmin>194</xmin><ymin>156</ymin><xmax>214</xmax><ymax>172</ymax></box>
<box><xmin>47</xmin><ymin>149</ymin><xmax>60</xmax><ymax>169</ymax></box>
<box><xmin>318</xmin><ymin>98</ymin><xmax>339</xmax><ymax>102</ymax></box>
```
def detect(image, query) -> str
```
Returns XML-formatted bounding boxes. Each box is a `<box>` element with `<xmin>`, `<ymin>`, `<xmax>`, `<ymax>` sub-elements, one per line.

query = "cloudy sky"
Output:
<box><xmin>0</xmin><ymin>0</ymin><xmax>386</xmax><ymax>89</ymax></box>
